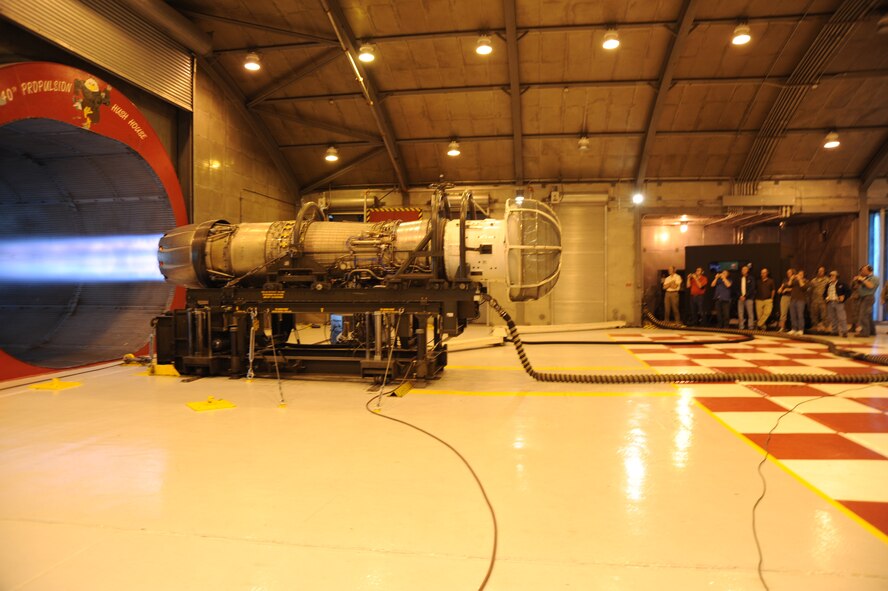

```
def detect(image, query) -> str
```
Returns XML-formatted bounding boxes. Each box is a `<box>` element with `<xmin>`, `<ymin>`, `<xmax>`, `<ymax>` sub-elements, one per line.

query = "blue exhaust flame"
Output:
<box><xmin>0</xmin><ymin>235</ymin><xmax>164</xmax><ymax>282</ymax></box>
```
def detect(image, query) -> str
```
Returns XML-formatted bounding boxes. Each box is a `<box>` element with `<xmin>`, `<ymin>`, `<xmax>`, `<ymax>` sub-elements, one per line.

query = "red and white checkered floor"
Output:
<box><xmin>624</xmin><ymin>333</ymin><xmax>888</xmax><ymax>538</ymax></box>
<box><xmin>626</xmin><ymin>333</ymin><xmax>888</xmax><ymax>376</ymax></box>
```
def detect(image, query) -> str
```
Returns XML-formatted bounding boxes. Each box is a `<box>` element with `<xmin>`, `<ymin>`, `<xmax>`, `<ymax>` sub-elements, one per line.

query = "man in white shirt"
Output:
<box><xmin>662</xmin><ymin>266</ymin><xmax>682</xmax><ymax>323</ymax></box>
<box><xmin>737</xmin><ymin>265</ymin><xmax>756</xmax><ymax>330</ymax></box>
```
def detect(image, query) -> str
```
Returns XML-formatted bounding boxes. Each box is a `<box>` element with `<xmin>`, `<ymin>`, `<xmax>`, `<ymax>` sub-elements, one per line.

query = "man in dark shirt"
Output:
<box><xmin>755</xmin><ymin>268</ymin><xmax>776</xmax><ymax>330</ymax></box>
<box><xmin>711</xmin><ymin>270</ymin><xmax>733</xmax><ymax>328</ymax></box>
<box><xmin>789</xmin><ymin>270</ymin><xmax>809</xmax><ymax>335</ymax></box>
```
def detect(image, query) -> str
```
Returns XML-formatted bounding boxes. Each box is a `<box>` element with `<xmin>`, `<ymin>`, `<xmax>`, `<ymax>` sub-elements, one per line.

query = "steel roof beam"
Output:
<box><xmin>247</xmin><ymin>48</ymin><xmax>341</xmax><ymax>107</ymax></box>
<box><xmin>260</xmin><ymin>69</ymin><xmax>888</xmax><ymax>103</ymax></box>
<box><xmin>183</xmin><ymin>10</ymin><xmax>339</xmax><ymax>45</ymax></box>
<box><xmin>302</xmin><ymin>147</ymin><xmax>387</xmax><ymax>193</ymax></box>
<box><xmin>253</xmin><ymin>106</ymin><xmax>383</xmax><ymax>143</ymax></box>
<box><xmin>503</xmin><ymin>0</ymin><xmax>524</xmax><ymax>184</ymax></box>
<box><xmin>860</xmin><ymin>135</ymin><xmax>888</xmax><ymax>192</ymax></box>
<box><xmin>215</xmin><ymin>42</ymin><xmax>325</xmax><ymax>54</ymax></box>
<box><xmin>312</xmin><ymin>174</ymin><xmax>866</xmax><ymax>190</ymax></box>
<box><xmin>635</xmin><ymin>0</ymin><xmax>701</xmax><ymax>192</ymax></box>
<box><xmin>276</xmin><ymin>125</ymin><xmax>888</xmax><ymax>149</ymax></box>
<box><xmin>318</xmin><ymin>12</ymin><xmax>841</xmax><ymax>45</ymax></box>
<box><xmin>320</xmin><ymin>0</ymin><xmax>409</xmax><ymax>195</ymax></box>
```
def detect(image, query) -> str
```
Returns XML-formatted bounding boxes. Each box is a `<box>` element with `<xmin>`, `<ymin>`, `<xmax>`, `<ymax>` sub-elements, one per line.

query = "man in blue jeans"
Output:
<box><xmin>711</xmin><ymin>270</ymin><xmax>733</xmax><ymax>328</ymax></box>
<box><xmin>854</xmin><ymin>265</ymin><xmax>879</xmax><ymax>337</ymax></box>
<box><xmin>736</xmin><ymin>264</ymin><xmax>756</xmax><ymax>330</ymax></box>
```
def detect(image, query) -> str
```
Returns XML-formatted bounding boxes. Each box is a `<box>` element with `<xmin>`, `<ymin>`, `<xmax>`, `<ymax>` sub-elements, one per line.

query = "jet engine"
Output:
<box><xmin>152</xmin><ymin>189</ymin><xmax>561</xmax><ymax>382</ymax></box>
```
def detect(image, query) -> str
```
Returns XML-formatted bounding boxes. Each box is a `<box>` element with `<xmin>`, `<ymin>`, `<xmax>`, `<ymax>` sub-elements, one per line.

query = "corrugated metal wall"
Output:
<box><xmin>0</xmin><ymin>0</ymin><xmax>193</xmax><ymax>110</ymax></box>
<box><xmin>550</xmin><ymin>201</ymin><xmax>608</xmax><ymax>323</ymax></box>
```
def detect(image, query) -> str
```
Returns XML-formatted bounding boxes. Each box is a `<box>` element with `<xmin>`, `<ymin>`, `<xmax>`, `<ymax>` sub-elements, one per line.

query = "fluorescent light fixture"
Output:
<box><xmin>823</xmin><ymin>131</ymin><xmax>840</xmax><ymax>149</ymax></box>
<box><xmin>632</xmin><ymin>192</ymin><xmax>644</xmax><ymax>204</ymax></box>
<box><xmin>476</xmin><ymin>34</ymin><xmax>493</xmax><ymax>55</ymax></box>
<box><xmin>602</xmin><ymin>29</ymin><xmax>620</xmax><ymax>50</ymax></box>
<box><xmin>578</xmin><ymin>136</ymin><xmax>590</xmax><ymax>151</ymax></box>
<box><xmin>358</xmin><ymin>43</ymin><xmax>376</xmax><ymax>63</ymax></box>
<box><xmin>447</xmin><ymin>140</ymin><xmax>461</xmax><ymax>157</ymax></box>
<box><xmin>244</xmin><ymin>52</ymin><xmax>261</xmax><ymax>71</ymax></box>
<box><xmin>732</xmin><ymin>24</ymin><xmax>751</xmax><ymax>45</ymax></box>
<box><xmin>324</xmin><ymin>146</ymin><xmax>339</xmax><ymax>162</ymax></box>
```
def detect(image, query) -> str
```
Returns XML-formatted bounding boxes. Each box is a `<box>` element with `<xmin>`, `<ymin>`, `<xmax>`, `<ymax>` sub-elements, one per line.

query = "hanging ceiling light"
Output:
<box><xmin>731</xmin><ymin>23</ymin><xmax>751</xmax><ymax>45</ymax></box>
<box><xmin>358</xmin><ymin>43</ymin><xmax>376</xmax><ymax>63</ymax></box>
<box><xmin>447</xmin><ymin>140</ymin><xmax>461</xmax><ymax>157</ymax></box>
<box><xmin>577</xmin><ymin>136</ymin><xmax>590</xmax><ymax>151</ymax></box>
<box><xmin>476</xmin><ymin>34</ymin><xmax>493</xmax><ymax>55</ymax></box>
<box><xmin>632</xmin><ymin>192</ymin><xmax>644</xmax><ymax>204</ymax></box>
<box><xmin>324</xmin><ymin>146</ymin><xmax>339</xmax><ymax>162</ymax></box>
<box><xmin>244</xmin><ymin>52</ymin><xmax>261</xmax><ymax>71</ymax></box>
<box><xmin>823</xmin><ymin>131</ymin><xmax>840</xmax><ymax>149</ymax></box>
<box><xmin>602</xmin><ymin>29</ymin><xmax>620</xmax><ymax>50</ymax></box>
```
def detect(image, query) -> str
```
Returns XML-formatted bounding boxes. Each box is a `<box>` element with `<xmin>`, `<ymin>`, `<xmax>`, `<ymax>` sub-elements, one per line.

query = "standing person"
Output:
<box><xmin>686</xmin><ymin>267</ymin><xmax>708</xmax><ymax>326</ymax></box>
<box><xmin>825</xmin><ymin>270</ymin><xmax>849</xmax><ymax>337</ymax></box>
<box><xmin>846</xmin><ymin>265</ymin><xmax>865</xmax><ymax>333</ymax></box>
<box><xmin>662</xmin><ymin>266</ymin><xmax>683</xmax><ymax>323</ymax></box>
<box><xmin>736</xmin><ymin>265</ymin><xmax>756</xmax><ymax>330</ymax></box>
<box><xmin>711</xmin><ymin>270</ymin><xmax>732</xmax><ymax>328</ymax></box>
<box><xmin>777</xmin><ymin>268</ymin><xmax>796</xmax><ymax>332</ymax></box>
<box><xmin>755</xmin><ymin>268</ymin><xmax>776</xmax><ymax>330</ymax></box>
<box><xmin>789</xmin><ymin>270</ymin><xmax>809</xmax><ymax>335</ymax></box>
<box><xmin>808</xmin><ymin>266</ymin><xmax>829</xmax><ymax>331</ymax></box>
<box><xmin>855</xmin><ymin>265</ymin><xmax>879</xmax><ymax>337</ymax></box>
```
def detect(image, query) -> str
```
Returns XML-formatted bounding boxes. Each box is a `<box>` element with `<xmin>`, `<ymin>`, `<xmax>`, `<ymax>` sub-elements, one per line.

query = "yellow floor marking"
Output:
<box><xmin>694</xmin><ymin>400</ymin><xmax>888</xmax><ymax>545</ymax></box>
<box><xmin>414</xmin><ymin>389</ymin><xmax>677</xmax><ymax>397</ymax></box>
<box><xmin>447</xmin><ymin>365</ymin><xmax>649</xmax><ymax>371</ymax></box>
<box><xmin>186</xmin><ymin>396</ymin><xmax>236</xmax><ymax>412</ymax></box>
<box><xmin>28</xmin><ymin>378</ymin><xmax>81</xmax><ymax>392</ymax></box>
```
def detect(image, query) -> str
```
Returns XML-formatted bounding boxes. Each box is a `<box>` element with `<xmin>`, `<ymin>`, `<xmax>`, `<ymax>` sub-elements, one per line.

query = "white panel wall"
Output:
<box><xmin>549</xmin><ymin>202</ymin><xmax>607</xmax><ymax>323</ymax></box>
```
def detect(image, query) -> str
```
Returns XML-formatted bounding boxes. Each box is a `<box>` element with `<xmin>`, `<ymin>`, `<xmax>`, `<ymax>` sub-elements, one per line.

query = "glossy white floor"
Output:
<box><xmin>2</xmin><ymin>327</ymin><xmax>887</xmax><ymax>590</ymax></box>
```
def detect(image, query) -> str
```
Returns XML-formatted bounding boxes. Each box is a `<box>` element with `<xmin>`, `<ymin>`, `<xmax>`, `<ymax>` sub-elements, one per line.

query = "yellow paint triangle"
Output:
<box><xmin>29</xmin><ymin>378</ymin><xmax>81</xmax><ymax>391</ymax></box>
<box><xmin>151</xmin><ymin>364</ymin><xmax>180</xmax><ymax>377</ymax></box>
<box><xmin>393</xmin><ymin>381</ymin><xmax>413</xmax><ymax>397</ymax></box>
<box><xmin>186</xmin><ymin>396</ymin><xmax>235</xmax><ymax>412</ymax></box>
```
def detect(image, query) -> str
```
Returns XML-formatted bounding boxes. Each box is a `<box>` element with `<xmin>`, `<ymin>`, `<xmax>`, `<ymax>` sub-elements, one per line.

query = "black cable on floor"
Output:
<box><xmin>482</xmin><ymin>294</ymin><xmax>888</xmax><ymax>383</ymax></box>
<box><xmin>750</xmin><ymin>384</ymin><xmax>873</xmax><ymax>591</ymax></box>
<box><xmin>518</xmin><ymin>335</ymin><xmax>753</xmax><ymax>346</ymax></box>
<box><xmin>646</xmin><ymin>310</ymin><xmax>888</xmax><ymax>366</ymax></box>
<box><xmin>365</xmin><ymin>388</ymin><xmax>498</xmax><ymax>590</ymax></box>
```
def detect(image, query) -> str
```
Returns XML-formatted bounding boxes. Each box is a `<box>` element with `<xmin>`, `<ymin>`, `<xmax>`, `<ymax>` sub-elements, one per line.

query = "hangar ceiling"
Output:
<box><xmin>168</xmin><ymin>0</ymin><xmax>888</xmax><ymax>193</ymax></box>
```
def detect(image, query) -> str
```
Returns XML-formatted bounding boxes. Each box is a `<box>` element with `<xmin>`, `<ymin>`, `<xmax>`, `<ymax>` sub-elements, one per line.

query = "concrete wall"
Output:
<box><xmin>191</xmin><ymin>69</ymin><xmax>296</xmax><ymax>224</ymax></box>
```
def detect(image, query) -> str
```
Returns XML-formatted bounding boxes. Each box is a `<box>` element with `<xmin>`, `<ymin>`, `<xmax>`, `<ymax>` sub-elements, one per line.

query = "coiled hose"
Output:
<box><xmin>481</xmin><ymin>294</ymin><xmax>888</xmax><ymax>384</ymax></box>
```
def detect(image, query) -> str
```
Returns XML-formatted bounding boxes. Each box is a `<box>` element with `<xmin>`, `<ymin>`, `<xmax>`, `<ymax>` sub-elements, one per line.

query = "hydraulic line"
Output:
<box><xmin>481</xmin><ymin>294</ymin><xmax>888</xmax><ymax>384</ymax></box>
<box><xmin>518</xmin><ymin>335</ymin><xmax>754</xmax><ymax>346</ymax></box>
<box><xmin>643</xmin><ymin>308</ymin><xmax>888</xmax><ymax>366</ymax></box>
